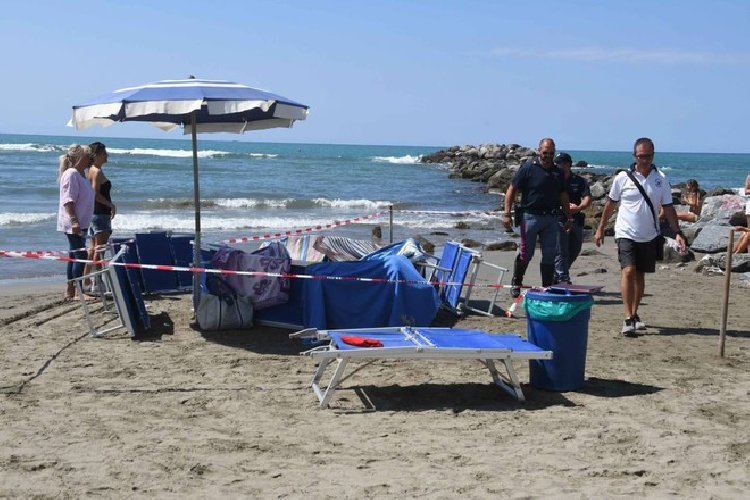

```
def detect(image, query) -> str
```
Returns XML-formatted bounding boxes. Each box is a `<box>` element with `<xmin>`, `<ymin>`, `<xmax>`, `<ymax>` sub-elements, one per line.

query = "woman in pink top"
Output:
<box><xmin>57</xmin><ymin>144</ymin><xmax>95</xmax><ymax>300</ymax></box>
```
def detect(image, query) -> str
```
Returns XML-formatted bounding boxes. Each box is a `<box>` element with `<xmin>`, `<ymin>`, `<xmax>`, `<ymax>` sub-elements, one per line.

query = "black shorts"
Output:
<box><xmin>617</xmin><ymin>238</ymin><xmax>657</xmax><ymax>273</ymax></box>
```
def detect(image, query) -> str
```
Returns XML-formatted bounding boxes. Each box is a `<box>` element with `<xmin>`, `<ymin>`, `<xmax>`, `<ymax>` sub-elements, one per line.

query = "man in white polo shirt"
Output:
<box><xmin>595</xmin><ymin>138</ymin><xmax>686</xmax><ymax>336</ymax></box>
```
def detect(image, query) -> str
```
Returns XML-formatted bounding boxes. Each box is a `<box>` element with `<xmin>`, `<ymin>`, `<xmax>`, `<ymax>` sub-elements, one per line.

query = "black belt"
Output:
<box><xmin>524</xmin><ymin>208</ymin><xmax>561</xmax><ymax>216</ymax></box>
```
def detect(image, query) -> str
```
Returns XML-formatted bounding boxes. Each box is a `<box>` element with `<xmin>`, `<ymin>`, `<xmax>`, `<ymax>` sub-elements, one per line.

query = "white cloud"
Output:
<box><xmin>490</xmin><ymin>46</ymin><xmax>750</xmax><ymax>65</ymax></box>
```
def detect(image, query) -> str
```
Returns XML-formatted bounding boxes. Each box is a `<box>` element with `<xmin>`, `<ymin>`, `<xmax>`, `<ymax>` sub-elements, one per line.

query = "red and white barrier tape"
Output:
<box><xmin>2</xmin><ymin>239</ymin><xmax>133</xmax><ymax>257</ymax></box>
<box><xmin>0</xmin><ymin>251</ymin><xmax>535</xmax><ymax>290</ymax></box>
<box><xmin>217</xmin><ymin>211</ymin><xmax>386</xmax><ymax>244</ymax></box>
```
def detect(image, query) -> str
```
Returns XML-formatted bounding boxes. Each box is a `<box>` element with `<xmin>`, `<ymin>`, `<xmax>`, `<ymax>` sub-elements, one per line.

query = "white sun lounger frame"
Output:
<box><xmin>292</xmin><ymin>326</ymin><xmax>552</xmax><ymax>408</ymax></box>
<box><xmin>72</xmin><ymin>246</ymin><xmax>130</xmax><ymax>338</ymax></box>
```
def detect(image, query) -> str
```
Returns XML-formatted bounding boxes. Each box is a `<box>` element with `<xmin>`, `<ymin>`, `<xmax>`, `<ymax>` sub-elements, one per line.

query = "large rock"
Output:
<box><xmin>415</xmin><ymin>235</ymin><xmax>435</xmax><ymax>254</ymax></box>
<box><xmin>700</xmin><ymin>194</ymin><xmax>745</xmax><ymax>221</ymax></box>
<box><xmin>589</xmin><ymin>181</ymin><xmax>607</xmax><ymax>199</ymax></box>
<box><xmin>718</xmin><ymin>253</ymin><xmax>750</xmax><ymax>272</ymax></box>
<box><xmin>699</xmin><ymin>253</ymin><xmax>750</xmax><ymax>272</ymax></box>
<box><xmin>461</xmin><ymin>238</ymin><xmax>482</xmax><ymax>248</ymax></box>
<box><xmin>487</xmin><ymin>167</ymin><xmax>516</xmax><ymax>190</ymax></box>
<box><xmin>484</xmin><ymin>241</ymin><xmax>518</xmax><ymax>251</ymax></box>
<box><xmin>690</xmin><ymin>223</ymin><xmax>733</xmax><ymax>253</ymax></box>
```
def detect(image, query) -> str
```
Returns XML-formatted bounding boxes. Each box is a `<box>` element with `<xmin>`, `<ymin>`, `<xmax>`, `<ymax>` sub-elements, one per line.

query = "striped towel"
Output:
<box><xmin>313</xmin><ymin>236</ymin><xmax>381</xmax><ymax>261</ymax></box>
<box><xmin>285</xmin><ymin>235</ymin><xmax>326</xmax><ymax>262</ymax></box>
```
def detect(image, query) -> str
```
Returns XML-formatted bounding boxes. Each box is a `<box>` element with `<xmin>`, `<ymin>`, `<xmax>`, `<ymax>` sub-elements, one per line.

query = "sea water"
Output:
<box><xmin>1</xmin><ymin>133</ymin><xmax>747</xmax><ymax>281</ymax></box>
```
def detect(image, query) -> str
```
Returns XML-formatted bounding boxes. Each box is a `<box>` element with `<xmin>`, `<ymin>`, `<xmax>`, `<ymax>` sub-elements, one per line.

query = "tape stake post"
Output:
<box><xmin>389</xmin><ymin>205</ymin><xmax>394</xmax><ymax>244</ymax></box>
<box><xmin>719</xmin><ymin>228</ymin><xmax>735</xmax><ymax>357</ymax></box>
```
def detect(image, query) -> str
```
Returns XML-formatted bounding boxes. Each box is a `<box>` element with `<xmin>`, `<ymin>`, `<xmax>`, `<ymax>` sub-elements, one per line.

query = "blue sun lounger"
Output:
<box><xmin>135</xmin><ymin>232</ymin><xmax>180</xmax><ymax>294</ymax></box>
<box><xmin>169</xmin><ymin>233</ymin><xmax>195</xmax><ymax>290</ymax></box>
<box><xmin>292</xmin><ymin>326</ymin><xmax>552</xmax><ymax>408</ymax></box>
<box><xmin>75</xmin><ymin>245</ymin><xmax>150</xmax><ymax>338</ymax></box>
<box><xmin>424</xmin><ymin>241</ymin><xmax>509</xmax><ymax>317</ymax></box>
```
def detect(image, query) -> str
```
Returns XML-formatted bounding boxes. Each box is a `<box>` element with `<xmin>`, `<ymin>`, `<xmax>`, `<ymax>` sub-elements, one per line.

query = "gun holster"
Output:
<box><xmin>512</xmin><ymin>204</ymin><xmax>524</xmax><ymax>227</ymax></box>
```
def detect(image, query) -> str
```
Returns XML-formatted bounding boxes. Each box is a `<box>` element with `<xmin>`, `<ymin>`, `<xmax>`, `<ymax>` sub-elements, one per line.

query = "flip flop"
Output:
<box><xmin>74</xmin><ymin>294</ymin><xmax>99</xmax><ymax>303</ymax></box>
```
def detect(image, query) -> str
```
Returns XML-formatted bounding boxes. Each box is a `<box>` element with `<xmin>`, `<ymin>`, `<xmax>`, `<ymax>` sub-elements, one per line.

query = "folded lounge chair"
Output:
<box><xmin>74</xmin><ymin>245</ymin><xmax>150</xmax><ymax>338</ymax></box>
<box><xmin>424</xmin><ymin>241</ymin><xmax>509</xmax><ymax>317</ymax></box>
<box><xmin>73</xmin><ymin>248</ymin><xmax>120</xmax><ymax>336</ymax></box>
<box><xmin>292</xmin><ymin>326</ymin><xmax>552</xmax><ymax>408</ymax></box>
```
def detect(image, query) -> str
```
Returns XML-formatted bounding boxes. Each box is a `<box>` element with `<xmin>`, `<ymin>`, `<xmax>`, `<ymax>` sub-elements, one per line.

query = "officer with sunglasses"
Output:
<box><xmin>503</xmin><ymin>138</ymin><xmax>573</xmax><ymax>297</ymax></box>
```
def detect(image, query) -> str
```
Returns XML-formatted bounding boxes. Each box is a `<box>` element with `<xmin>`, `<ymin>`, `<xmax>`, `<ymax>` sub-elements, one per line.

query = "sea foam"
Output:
<box><xmin>371</xmin><ymin>154</ymin><xmax>422</xmax><ymax>164</ymax></box>
<box><xmin>111</xmin><ymin>213</ymin><xmax>367</xmax><ymax>232</ymax></box>
<box><xmin>311</xmin><ymin>198</ymin><xmax>392</xmax><ymax>210</ymax></box>
<box><xmin>145</xmin><ymin>197</ymin><xmax>296</xmax><ymax>209</ymax></box>
<box><xmin>107</xmin><ymin>147</ymin><xmax>231</xmax><ymax>158</ymax></box>
<box><xmin>0</xmin><ymin>212</ymin><xmax>55</xmax><ymax>227</ymax></box>
<box><xmin>0</xmin><ymin>143</ymin><xmax>65</xmax><ymax>153</ymax></box>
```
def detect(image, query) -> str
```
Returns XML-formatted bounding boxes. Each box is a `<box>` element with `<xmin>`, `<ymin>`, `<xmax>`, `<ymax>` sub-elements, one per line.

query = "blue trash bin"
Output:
<box><xmin>524</xmin><ymin>288</ymin><xmax>594</xmax><ymax>391</ymax></box>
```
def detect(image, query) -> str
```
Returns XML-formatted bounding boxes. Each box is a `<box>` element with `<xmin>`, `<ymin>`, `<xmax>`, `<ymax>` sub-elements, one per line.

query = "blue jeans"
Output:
<box><xmin>555</xmin><ymin>221</ymin><xmax>584</xmax><ymax>282</ymax></box>
<box><xmin>519</xmin><ymin>212</ymin><xmax>559</xmax><ymax>265</ymax></box>
<box><xmin>66</xmin><ymin>233</ymin><xmax>87</xmax><ymax>282</ymax></box>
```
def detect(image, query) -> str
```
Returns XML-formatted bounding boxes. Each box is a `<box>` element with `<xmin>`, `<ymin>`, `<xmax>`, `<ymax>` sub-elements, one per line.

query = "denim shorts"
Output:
<box><xmin>89</xmin><ymin>213</ymin><xmax>112</xmax><ymax>235</ymax></box>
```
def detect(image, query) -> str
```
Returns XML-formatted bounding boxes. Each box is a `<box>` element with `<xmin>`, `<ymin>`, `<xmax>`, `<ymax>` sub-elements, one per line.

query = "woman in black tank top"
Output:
<box><xmin>84</xmin><ymin>142</ymin><xmax>116</xmax><ymax>287</ymax></box>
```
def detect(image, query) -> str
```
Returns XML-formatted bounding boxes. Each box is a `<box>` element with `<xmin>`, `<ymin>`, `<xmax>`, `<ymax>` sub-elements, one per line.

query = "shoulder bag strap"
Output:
<box><xmin>625</xmin><ymin>170</ymin><xmax>660</xmax><ymax>234</ymax></box>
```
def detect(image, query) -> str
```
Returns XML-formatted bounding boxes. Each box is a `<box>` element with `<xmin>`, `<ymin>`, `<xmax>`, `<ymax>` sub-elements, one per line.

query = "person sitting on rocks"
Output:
<box><xmin>676</xmin><ymin>178</ymin><xmax>702</xmax><ymax>222</ymax></box>
<box><xmin>733</xmin><ymin>226</ymin><xmax>749</xmax><ymax>254</ymax></box>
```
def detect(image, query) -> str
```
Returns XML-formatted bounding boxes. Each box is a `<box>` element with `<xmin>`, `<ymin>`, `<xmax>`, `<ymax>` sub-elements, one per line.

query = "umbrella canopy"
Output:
<box><xmin>69</xmin><ymin>78</ymin><xmax>308</xmax><ymax>133</ymax></box>
<box><xmin>69</xmin><ymin>78</ymin><xmax>309</xmax><ymax>309</ymax></box>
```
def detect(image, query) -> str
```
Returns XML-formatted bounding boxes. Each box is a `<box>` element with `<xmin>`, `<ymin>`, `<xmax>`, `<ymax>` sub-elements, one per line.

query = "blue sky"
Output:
<box><xmin>2</xmin><ymin>0</ymin><xmax>749</xmax><ymax>152</ymax></box>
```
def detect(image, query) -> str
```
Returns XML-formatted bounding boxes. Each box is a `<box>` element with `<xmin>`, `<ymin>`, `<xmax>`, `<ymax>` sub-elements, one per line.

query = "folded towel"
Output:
<box><xmin>340</xmin><ymin>335</ymin><xmax>384</xmax><ymax>348</ymax></box>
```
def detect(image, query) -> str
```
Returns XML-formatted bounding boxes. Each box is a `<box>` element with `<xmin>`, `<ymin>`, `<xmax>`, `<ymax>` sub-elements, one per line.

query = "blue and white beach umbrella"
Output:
<box><xmin>69</xmin><ymin>78</ymin><xmax>309</xmax><ymax>309</ymax></box>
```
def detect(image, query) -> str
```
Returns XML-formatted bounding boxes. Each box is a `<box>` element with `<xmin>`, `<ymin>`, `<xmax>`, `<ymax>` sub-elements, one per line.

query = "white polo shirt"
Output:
<box><xmin>607</xmin><ymin>167</ymin><xmax>673</xmax><ymax>242</ymax></box>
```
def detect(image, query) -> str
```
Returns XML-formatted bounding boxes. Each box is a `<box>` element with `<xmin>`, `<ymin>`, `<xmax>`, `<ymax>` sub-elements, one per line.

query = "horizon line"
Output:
<box><xmin>1</xmin><ymin>131</ymin><xmax>749</xmax><ymax>155</ymax></box>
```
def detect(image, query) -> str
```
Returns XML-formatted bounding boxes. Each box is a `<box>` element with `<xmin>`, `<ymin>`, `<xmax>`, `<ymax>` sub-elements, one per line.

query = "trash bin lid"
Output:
<box><xmin>524</xmin><ymin>288</ymin><xmax>594</xmax><ymax>321</ymax></box>
<box><xmin>525</xmin><ymin>288</ymin><xmax>593</xmax><ymax>303</ymax></box>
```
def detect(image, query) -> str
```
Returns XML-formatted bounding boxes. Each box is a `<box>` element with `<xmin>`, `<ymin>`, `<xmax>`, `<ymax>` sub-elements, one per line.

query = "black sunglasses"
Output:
<box><xmin>635</xmin><ymin>153</ymin><xmax>654</xmax><ymax>159</ymax></box>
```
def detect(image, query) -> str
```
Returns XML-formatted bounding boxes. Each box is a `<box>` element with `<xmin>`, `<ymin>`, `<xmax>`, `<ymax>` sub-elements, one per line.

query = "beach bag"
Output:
<box><xmin>210</xmin><ymin>244</ymin><xmax>291</xmax><ymax>310</ymax></box>
<box><xmin>196</xmin><ymin>275</ymin><xmax>253</xmax><ymax>331</ymax></box>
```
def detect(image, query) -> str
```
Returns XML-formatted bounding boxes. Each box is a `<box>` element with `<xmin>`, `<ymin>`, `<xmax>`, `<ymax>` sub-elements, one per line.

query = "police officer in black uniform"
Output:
<box><xmin>503</xmin><ymin>138</ymin><xmax>573</xmax><ymax>296</ymax></box>
<box><xmin>554</xmin><ymin>152</ymin><xmax>592</xmax><ymax>284</ymax></box>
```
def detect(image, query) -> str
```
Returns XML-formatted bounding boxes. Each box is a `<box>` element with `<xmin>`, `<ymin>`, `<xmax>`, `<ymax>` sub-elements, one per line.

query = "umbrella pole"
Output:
<box><xmin>191</xmin><ymin>111</ymin><xmax>201</xmax><ymax>315</ymax></box>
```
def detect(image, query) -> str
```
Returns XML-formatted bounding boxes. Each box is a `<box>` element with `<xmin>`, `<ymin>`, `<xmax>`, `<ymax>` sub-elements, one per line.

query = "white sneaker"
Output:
<box><xmin>633</xmin><ymin>314</ymin><xmax>646</xmax><ymax>330</ymax></box>
<box><xmin>621</xmin><ymin>318</ymin><xmax>637</xmax><ymax>337</ymax></box>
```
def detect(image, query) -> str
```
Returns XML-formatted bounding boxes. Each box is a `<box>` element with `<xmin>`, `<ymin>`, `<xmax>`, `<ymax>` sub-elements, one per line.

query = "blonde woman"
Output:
<box><xmin>57</xmin><ymin>144</ymin><xmax>95</xmax><ymax>300</ymax></box>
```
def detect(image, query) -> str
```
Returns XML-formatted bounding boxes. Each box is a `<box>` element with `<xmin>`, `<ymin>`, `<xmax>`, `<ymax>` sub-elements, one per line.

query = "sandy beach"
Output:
<box><xmin>1</xmin><ymin>240</ymin><xmax>748</xmax><ymax>498</ymax></box>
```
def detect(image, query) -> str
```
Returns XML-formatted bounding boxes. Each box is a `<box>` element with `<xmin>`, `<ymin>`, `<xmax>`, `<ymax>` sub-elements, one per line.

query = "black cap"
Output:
<box><xmin>554</xmin><ymin>152</ymin><xmax>572</xmax><ymax>165</ymax></box>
